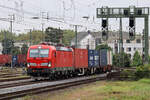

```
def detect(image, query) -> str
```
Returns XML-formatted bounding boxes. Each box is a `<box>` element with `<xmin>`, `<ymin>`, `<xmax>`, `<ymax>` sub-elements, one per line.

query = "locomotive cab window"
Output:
<box><xmin>30</xmin><ymin>49</ymin><xmax>38</xmax><ymax>57</ymax></box>
<box><xmin>39</xmin><ymin>49</ymin><xmax>49</xmax><ymax>57</ymax></box>
<box><xmin>30</xmin><ymin>49</ymin><xmax>49</xmax><ymax>57</ymax></box>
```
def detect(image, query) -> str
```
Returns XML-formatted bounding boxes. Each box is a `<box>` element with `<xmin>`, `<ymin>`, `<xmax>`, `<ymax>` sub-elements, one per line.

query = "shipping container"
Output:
<box><xmin>99</xmin><ymin>49</ymin><xmax>107</xmax><ymax>67</ymax></box>
<box><xmin>99</xmin><ymin>49</ymin><xmax>113</xmax><ymax>67</ymax></box>
<box><xmin>0</xmin><ymin>55</ymin><xmax>11</xmax><ymax>65</ymax></box>
<box><xmin>74</xmin><ymin>48</ymin><xmax>88</xmax><ymax>68</ymax></box>
<box><xmin>88</xmin><ymin>50</ymin><xmax>99</xmax><ymax>67</ymax></box>
<box><xmin>55</xmin><ymin>47</ymin><xmax>73</xmax><ymax>68</ymax></box>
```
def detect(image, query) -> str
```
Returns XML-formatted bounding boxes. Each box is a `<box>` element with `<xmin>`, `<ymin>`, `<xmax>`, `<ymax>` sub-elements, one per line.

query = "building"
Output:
<box><xmin>108</xmin><ymin>35</ymin><xmax>143</xmax><ymax>58</ymax></box>
<box><xmin>71</xmin><ymin>32</ymin><xmax>101</xmax><ymax>49</ymax></box>
<box><xmin>71</xmin><ymin>31</ymin><xmax>148</xmax><ymax>59</ymax></box>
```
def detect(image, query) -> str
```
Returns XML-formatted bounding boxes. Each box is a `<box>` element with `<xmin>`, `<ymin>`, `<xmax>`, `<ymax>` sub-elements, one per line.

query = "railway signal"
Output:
<box><xmin>129</xmin><ymin>17</ymin><xmax>135</xmax><ymax>40</ymax></box>
<box><xmin>97</xmin><ymin>6</ymin><xmax>149</xmax><ymax>64</ymax></box>
<box><xmin>101</xmin><ymin>19</ymin><xmax>108</xmax><ymax>41</ymax></box>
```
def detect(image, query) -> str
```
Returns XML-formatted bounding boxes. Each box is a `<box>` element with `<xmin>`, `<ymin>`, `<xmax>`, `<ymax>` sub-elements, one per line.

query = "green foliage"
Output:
<box><xmin>148</xmin><ymin>56</ymin><xmax>150</xmax><ymax>64</ymax></box>
<box><xmin>17</xmin><ymin>30</ymin><xmax>43</xmax><ymax>44</ymax></box>
<box><xmin>0</xmin><ymin>30</ymin><xmax>17</xmax><ymax>41</ymax></box>
<box><xmin>96</xmin><ymin>44</ymin><xmax>112</xmax><ymax>50</ymax></box>
<box><xmin>45</xmin><ymin>27</ymin><xmax>63</xmax><ymax>43</ymax></box>
<box><xmin>21</xmin><ymin>44</ymin><xmax>28</xmax><ymax>54</ymax></box>
<box><xmin>135</xmin><ymin>64</ymin><xmax>150</xmax><ymax>79</ymax></box>
<box><xmin>131</xmin><ymin>51</ymin><xmax>143</xmax><ymax>67</ymax></box>
<box><xmin>62</xmin><ymin>30</ymin><xmax>75</xmax><ymax>46</ymax></box>
<box><xmin>120</xmin><ymin>69</ymin><xmax>136</xmax><ymax>80</ymax></box>
<box><xmin>0</xmin><ymin>29</ymin><xmax>74</xmax><ymax>48</ymax></box>
<box><xmin>113</xmin><ymin>52</ymin><xmax>131</xmax><ymax>67</ymax></box>
<box><xmin>11</xmin><ymin>46</ymin><xmax>21</xmax><ymax>55</ymax></box>
<box><xmin>31</xmin><ymin>30</ymin><xmax>44</xmax><ymax>44</ymax></box>
<box><xmin>139</xmin><ymin>78</ymin><xmax>150</xmax><ymax>84</ymax></box>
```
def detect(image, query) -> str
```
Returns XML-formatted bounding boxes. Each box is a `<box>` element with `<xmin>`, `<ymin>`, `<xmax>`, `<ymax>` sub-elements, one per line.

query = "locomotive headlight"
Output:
<box><xmin>27</xmin><ymin>63</ymin><xmax>30</xmax><ymax>67</ymax></box>
<box><xmin>48</xmin><ymin>62</ymin><xmax>51</xmax><ymax>67</ymax></box>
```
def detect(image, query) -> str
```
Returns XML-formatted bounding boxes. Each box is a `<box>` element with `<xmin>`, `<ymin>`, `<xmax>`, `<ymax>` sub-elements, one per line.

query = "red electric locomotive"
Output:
<box><xmin>27</xmin><ymin>43</ymin><xmax>75</xmax><ymax>80</ymax></box>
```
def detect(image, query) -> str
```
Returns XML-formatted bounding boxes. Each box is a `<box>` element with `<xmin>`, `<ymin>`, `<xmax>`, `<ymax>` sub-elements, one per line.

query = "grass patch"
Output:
<box><xmin>20</xmin><ymin>79</ymin><xmax>150</xmax><ymax>100</ymax></box>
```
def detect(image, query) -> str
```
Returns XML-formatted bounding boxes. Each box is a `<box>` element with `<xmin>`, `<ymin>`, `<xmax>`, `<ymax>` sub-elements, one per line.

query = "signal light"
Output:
<box><xmin>129</xmin><ymin>17</ymin><xmax>135</xmax><ymax>40</ymax></box>
<box><xmin>101</xmin><ymin>19</ymin><xmax>108</xmax><ymax>41</ymax></box>
<box><xmin>137</xmin><ymin>9</ymin><xmax>142</xmax><ymax>15</ymax></box>
<box><xmin>124</xmin><ymin>10</ymin><xmax>129</xmax><ymax>15</ymax></box>
<box><xmin>129</xmin><ymin>31</ymin><xmax>134</xmax><ymax>37</ymax></box>
<box><xmin>102</xmin><ymin>31</ymin><xmax>106</xmax><ymax>37</ymax></box>
<box><xmin>102</xmin><ymin>19</ymin><xmax>107</xmax><ymax>28</ymax></box>
<box><xmin>101</xmin><ymin>30</ymin><xmax>108</xmax><ymax>41</ymax></box>
<box><xmin>129</xmin><ymin>17</ymin><xmax>135</xmax><ymax>28</ymax></box>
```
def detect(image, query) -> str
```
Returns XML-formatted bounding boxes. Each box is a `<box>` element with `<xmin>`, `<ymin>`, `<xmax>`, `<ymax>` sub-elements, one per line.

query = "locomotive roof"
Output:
<box><xmin>29</xmin><ymin>45</ymin><xmax>73</xmax><ymax>52</ymax></box>
<box><xmin>29</xmin><ymin>45</ymin><xmax>56</xmax><ymax>49</ymax></box>
<box><xmin>56</xmin><ymin>46</ymin><xmax>73</xmax><ymax>52</ymax></box>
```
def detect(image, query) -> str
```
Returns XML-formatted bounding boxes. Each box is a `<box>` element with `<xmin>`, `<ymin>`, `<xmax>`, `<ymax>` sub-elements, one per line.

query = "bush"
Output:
<box><xmin>120</xmin><ymin>69</ymin><xmax>136</xmax><ymax>80</ymax></box>
<box><xmin>121</xmin><ymin>70</ymin><xmax>135</xmax><ymax>77</ymax></box>
<box><xmin>113</xmin><ymin>52</ymin><xmax>131</xmax><ymax>67</ymax></box>
<box><xmin>135</xmin><ymin>64</ymin><xmax>150</xmax><ymax>79</ymax></box>
<box><xmin>131</xmin><ymin>51</ymin><xmax>143</xmax><ymax>67</ymax></box>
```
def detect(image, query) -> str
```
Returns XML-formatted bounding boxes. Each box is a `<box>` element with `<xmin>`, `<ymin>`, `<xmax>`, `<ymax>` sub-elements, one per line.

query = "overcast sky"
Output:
<box><xmin>0</xmin><ymin>0</ymin><xmax>149</xmax><ymax>34</ymax></box>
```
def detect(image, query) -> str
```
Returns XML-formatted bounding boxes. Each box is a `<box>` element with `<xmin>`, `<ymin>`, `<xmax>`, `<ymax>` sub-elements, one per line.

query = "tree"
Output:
<box><xmin>16</xmin><ymin>30</ymin><xmax>43</xmax><ymax>45</ymax></box>
<box><xmin>21</xmin><ymin>44</ymin><xmax>29</xmax><ymax>54</ymax></box>
<box><xmin>62</xmin><ymin>30</ymin><xmax>75</xmax><ymax>46</ymax></box>
<box><xmin>45</xmin><ymin>27</ymin><xmax>62</xmax><ymax>44</ymax></box>
<box><xmin>96</xmin><ymin>44</ymin><xmax>112</xmax><ymax>50</ymax></box>
<box><xmin>30</xmin><ymin>30</ymin><xmax>44</xmax><ymax>44</ymax></box>
<box><xmin>131</xmin><ymin>51</ymin><xmax>143</xmax><ymax>67</ymax></box>
<box><xmin>0</xmin><ymin>30</ymin><xmax>17</xmax><ymax>41</ymax></box>
<box><xmin>11</xmin><ymin>46</ymin><xmax>21</xmax><ymax>55</ymax></box>
<box><xmin>113</xmin><ymin>52</ymin><xmax>131</xmax><ymax>67</ymax></box>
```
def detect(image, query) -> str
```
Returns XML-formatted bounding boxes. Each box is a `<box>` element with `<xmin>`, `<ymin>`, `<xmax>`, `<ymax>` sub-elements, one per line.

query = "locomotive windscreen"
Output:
<box><xmin>30</xmin><ymin>49</ymin><xmax>49</xmax><ymax>58</ymax></box>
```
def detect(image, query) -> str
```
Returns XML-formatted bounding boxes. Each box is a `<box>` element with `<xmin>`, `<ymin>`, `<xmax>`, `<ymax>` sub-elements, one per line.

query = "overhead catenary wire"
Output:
<box><xmin>0</xmin><ymin>0</ymin><xmax>102</xmax><ymax>33</ymax></box>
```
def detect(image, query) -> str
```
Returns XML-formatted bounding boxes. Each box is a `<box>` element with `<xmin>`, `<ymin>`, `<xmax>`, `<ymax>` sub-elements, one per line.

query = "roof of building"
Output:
<box><xmin>71</xmin><ymin>32</ymin><xmax>91</xmax><ymax>43</ymax></box>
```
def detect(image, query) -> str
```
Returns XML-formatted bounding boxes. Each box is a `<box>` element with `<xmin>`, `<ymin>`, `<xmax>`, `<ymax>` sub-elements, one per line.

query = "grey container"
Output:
<box><xmin>88</xmin><ymin>50</ymin><xmax>99</xmax><ymax>67</ymax></box>
<box><xmin>99</xmin><ymin>49</ymin><xmax>108</xmax><ymax>67</ymax></box>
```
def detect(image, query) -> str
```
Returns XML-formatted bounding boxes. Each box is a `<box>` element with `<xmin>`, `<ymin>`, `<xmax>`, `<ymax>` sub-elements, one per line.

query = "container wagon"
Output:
<box><xmin>74</xmin><ymin>48</ymin><xmax>88</xmax><ymax>75</ymax></box>
<box><xmin>99</xmin><ymin>49</ymin><xmax>112</xmax><ymax>72</ymax></box>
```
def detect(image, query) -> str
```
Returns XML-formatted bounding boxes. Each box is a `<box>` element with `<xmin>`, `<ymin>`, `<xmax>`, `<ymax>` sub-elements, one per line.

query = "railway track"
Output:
<box><xmin>0</xmin><ymin>80</ymin><xmax>44</xmax><ymax>89</ymax></box>
<box><xmin>0</xmin><ymin>74</ymin><xmax>23</xmax><ymax>78</ymax></box>
<box><xmin>0</xmin><ymin>77</ymin><xmax>30</xmax><ymax>82</ymax></box>
<box><xmin>0</xmin><ymin>73</ymin><xmax>107</xmax><ymax>100</ymax></box>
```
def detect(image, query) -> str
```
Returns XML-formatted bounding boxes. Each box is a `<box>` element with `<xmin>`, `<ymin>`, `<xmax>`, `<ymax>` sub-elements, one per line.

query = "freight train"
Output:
<box><xmin>0</xmin><ymin>54</ymin><xmax>26</xmax><ymax>67</ymax></box>
<box><xmin>27</xmin><ymin>43</ymin><xmax>112</xmax><ymax>80</ymax></box>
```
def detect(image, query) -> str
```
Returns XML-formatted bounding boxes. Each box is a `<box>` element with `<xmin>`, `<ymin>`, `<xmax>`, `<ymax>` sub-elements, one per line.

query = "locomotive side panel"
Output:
<box><xmin>55</xmin><ymin>47</ymin><xmax>73</xmax><ymax>68</ymax></box>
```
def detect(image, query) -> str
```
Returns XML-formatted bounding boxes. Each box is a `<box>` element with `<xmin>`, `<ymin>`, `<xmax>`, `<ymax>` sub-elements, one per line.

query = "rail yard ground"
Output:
<box><xmin>20</xmin><ymin>79</ymin><xmax>150</xmax><ymax>100</ymax></box>
<box><xmin>0</xmin><ymin>67</ymin><xmax>29</xmax><ymax>81</ymax></box>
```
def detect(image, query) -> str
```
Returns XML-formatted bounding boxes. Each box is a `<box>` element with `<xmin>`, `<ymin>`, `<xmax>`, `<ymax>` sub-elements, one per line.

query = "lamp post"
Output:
<box><xmin>31</xmin><ymin>12</ymin><xmax>48</xmax><ymax>42</ymax></box>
